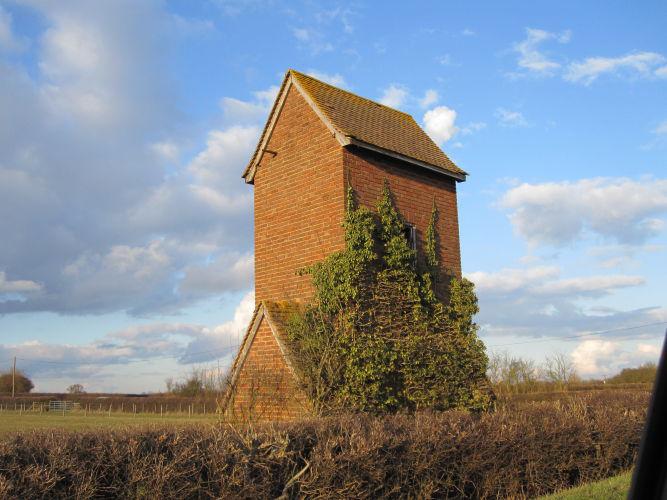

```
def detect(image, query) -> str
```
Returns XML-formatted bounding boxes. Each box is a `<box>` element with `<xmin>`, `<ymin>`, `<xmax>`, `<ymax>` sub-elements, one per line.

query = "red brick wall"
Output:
<box><xmin>253</xmin><ymin>85</ymin><xmax>346</xmax><ymax>305</ymax></box>
<box><xmin>344</xmin><ymin>147</ymin><xmax>462</xmax><ymax>279</ymax></box>
<box><xmin>228</xmin><ymin>317</ymin><xmax>309</xmax><ymax>421</ymax></box>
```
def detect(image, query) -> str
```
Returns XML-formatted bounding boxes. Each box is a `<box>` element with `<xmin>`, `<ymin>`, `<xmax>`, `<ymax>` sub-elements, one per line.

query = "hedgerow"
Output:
<box><xmin>0</xmin><ymin>391</ymin><xmax>648</xmax><ymax>499</ymax></box>
<box><xmin>286</xmin><ymin>183</ymin><xmax>490</xmax><ymax>414</ymax></box>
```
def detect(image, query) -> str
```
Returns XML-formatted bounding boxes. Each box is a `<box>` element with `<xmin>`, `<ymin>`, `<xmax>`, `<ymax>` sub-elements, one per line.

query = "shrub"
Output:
<box><xmin>0</xmin><ymin>391</ymin><xmax>649</xmax><ymax>499</ymax></box>
<box><xmin>0</xmin><ymin>371</ymin><xmax>33</xmax><ymax>394</ymax></box>
<box><xmin>608</xmin><ymin>362</ymin><xmax>657</xmax><ymax>384</ymax></box>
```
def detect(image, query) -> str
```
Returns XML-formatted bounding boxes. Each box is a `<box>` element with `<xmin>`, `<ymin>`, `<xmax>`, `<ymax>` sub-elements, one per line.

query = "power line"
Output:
<box><xmin>486</xmin><ymin>321</ymin><xmax>667</xmax><ymax>348</ymax></box>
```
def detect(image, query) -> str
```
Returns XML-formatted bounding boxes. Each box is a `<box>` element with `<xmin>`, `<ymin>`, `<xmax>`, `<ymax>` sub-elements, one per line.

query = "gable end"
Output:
<box><xmin>242</xmin><ymin>70</ymin><xmax>467</xmax><ymax>184</ymax></box>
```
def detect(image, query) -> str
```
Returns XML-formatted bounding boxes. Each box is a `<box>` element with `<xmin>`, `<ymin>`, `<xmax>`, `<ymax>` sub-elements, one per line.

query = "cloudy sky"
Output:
<box><xmin>0</xmin><ymin>0</ymin><xmax>665</xmax><ymax>392</ymax></box>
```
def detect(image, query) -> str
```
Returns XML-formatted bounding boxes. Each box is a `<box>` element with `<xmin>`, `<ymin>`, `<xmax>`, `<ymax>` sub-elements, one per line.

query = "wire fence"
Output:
<box><xmin>0</xmin><ymin>398</ymin><xmax>224</xmax><ymax>416</ymax></box>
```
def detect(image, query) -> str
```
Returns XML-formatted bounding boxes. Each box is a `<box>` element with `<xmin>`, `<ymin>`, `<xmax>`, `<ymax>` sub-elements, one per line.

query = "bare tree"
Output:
<box><xmin>487</xmin><ymin>351</ymin><xmax>538</xmax><ymax>394</ymax></box>
<box><xmin>67</xmin><ymin>384</ymin><xmax>85</xmax><ymax>394</ymax></box>
<box><xmin>542</xmin><ymin>353</ymin><xmax>579</xmax><ymax>389</ymax></box>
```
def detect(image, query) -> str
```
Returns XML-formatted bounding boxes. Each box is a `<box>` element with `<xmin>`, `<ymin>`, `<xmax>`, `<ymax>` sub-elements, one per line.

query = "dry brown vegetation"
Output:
<box><xmin>0</xmin><ymin>390</ymin><xmax>648</xmax><ymax>499</ymax></box>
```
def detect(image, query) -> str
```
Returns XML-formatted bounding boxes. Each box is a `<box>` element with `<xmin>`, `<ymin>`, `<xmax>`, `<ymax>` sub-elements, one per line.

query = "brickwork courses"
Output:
<box><xmin>225</xmin><ymin>70</ymin><xmax>466</xmax><ymax>421</ymax></box>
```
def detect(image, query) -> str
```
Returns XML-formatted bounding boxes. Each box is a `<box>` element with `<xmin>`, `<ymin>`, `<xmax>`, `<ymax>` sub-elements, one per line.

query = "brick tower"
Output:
<box><xmin>224</xmin><ymin>70</ymin><xmax>467</xmax><ymax>420</ymax></box>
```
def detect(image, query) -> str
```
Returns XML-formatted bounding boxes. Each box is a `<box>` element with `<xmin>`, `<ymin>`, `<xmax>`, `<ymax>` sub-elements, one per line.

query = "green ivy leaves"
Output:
<box><xmin>287</xmin><ymin>182</ymin><xmax>491</xmax><ymax>414</ymax></box>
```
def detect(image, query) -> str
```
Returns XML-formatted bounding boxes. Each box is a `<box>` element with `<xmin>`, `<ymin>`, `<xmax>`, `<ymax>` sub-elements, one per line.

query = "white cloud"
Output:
<box><xmin>437</xmin><ymin>54</ymin><xmax>452</xmax><ymax>65</ymax></box>
<box><xmin>533</xmin><ymin>275</ymin><xmax>644</xmax><ymax>297</ymax></box>
<box><xmin>654</xmin><ymin>120</ymin><xmax>667</xmax><ymax>136</ymax></box>
<box><xmin>571</xmin><ymin>339</ymin><xmax>662</xmax><ymax>378</ymax></box>
<box><xmin>150</xmin><ymin>141</ymin><xmax>180</xmax><ymax>163</ymax></box>
<box><xmin>188</xmin><ymin>126</ymin><xmax>260</xmax><ymax>188</ymax></box>
<box><xmin>468</xmin><ymin>266</ymin><xmax>559</xmax><ymax>294</ymax></box>
<box><xmin>468</xmin><ymin>266</ymin><xmax>642</xmax><ymax>299</ymax></box>
<box><xmin>0</xmin><ymin>271</ymin><xmax>42</xmax><ymax>294</ymax></box>
<box><xmin>180</xmin><ymin>253</ymin><xmax>253</xmax><ymax>296</ymax></box>
<box><xmin>219</xmin><ymin>85</ymin><xmax>278</xmax><ymax>124</ymax></box>
<box><xmin>465</xmin><ymin>260</ymin><xmax>667</xmax><ymax>345</ymax></box>
<box><xmin>571</xmin><ymin>340</ymin><xmax>618</xmax><ymax>376</ymax></box>
<box><xmin>292</xmin><ymin>27</ymin><xmax>310</xmax><ymax>41</ymax></box>
<box><xmin>419</xmin><ymin>89</ymin><xmax>439</xmax><ymax>108</ymax></box>
<box><xmin>460</xmin><ymin>121</ymin><xmax>486</xmax><ymax>135</ymax></box>
<box><xmin>500</xmin><ymin>177</ymin><xmax>667</xmax><ymax>246</ymax></box>
<box><xmin>469</xmin><ymin>264</ymin><xmax>664</xmax><ymax>342</ymax></box>
<box><xmin>291</xmin><ymin>27</ymin><xmax>333</xmax><ymax>54</ymax></box>
<box><xmin>0</xmin><ymin>291</ymin><xmax>255</xmax><ymax>389</ymax></box>
<box><xmin>0</xmin><ymin>1</ymin><xmax>262</xmax><ymax>316</ymax></box>
<box><xmin>495</xmin><ymin>108</ymin><xmax>528</xmax><ymax>127</ymax></box>
<box><xmin>565</xmin><ymin>51</ymin><xmax>667</xmax><ymax>85</ymax></box>
<box><xmin>638</xmin><ymin>343</ymin><xmax>661</xmax><ymax>356</ymax></box>
<box><xmin>512</xmin><ymin>27</ymin><xmax>569</xmax><ymax>76</ymax></box>
<box><xmin>423</xmin><ymin>105</ymin><xmax>459</xmax><ymax>144</ymax></box>
<box><xmin>180</xmin><ymin>290</ymin><xmax>255</xmax><ymax>362</ymax></box>
<box><xmin>306</xmin><ymin>70</ymin><xmax>347</xmax><ymax>87</ymax></box>
<box><xmin>461</xmin><ymin>29</ymin><xmax>475</xmax><ymax>36</ymax></box>
<box><xmin>586</xmin><ymin>243</ymin><xmax>664</xmax><ymax>268</ymax></box>
<box><xmin>379</xmin><ymin>84</ymin><xmax>408</xmax><ymax>109</ymax></box>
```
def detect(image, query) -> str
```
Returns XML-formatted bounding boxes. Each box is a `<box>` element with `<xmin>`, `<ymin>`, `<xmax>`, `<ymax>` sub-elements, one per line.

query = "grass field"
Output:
<box><xmin>0</xmin><ymin>410</ymin><xmax>222</xmax><ymax>435</ymax></box>
<box><xmin>540</xmin><ymin>471</ymin><xmax>632</xmax><ymax>499</ymax></box>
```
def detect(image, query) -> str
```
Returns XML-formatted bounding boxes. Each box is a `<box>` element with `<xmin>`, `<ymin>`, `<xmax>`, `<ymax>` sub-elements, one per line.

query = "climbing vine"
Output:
<box><xmin>286</xmin><ymin>181</ymin><xmax>491</xmax><ymax>414</ymax></box>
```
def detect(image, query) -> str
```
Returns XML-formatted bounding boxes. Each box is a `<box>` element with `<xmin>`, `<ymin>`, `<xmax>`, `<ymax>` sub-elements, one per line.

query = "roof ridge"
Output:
<box><xmin>288</xmin><ymin>69</ymin><xmax>413</xmax><ymax>119</ymax></box>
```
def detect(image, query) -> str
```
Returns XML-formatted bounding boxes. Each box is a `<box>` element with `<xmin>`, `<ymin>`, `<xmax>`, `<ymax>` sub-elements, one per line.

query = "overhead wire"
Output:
<box><xmin>486</xmin><ymin>321</ymin><xmax>667</xmax><ymax>348</ymax></box>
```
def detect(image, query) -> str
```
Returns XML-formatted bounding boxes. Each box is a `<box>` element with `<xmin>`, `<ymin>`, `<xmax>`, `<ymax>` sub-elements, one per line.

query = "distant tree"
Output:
<box><xmin>487</xmin><ymin>351</ymin><xmax>538</xmax><ymax>394</ymax></box>
<box><xmin>165</xmin><ymin>368</ymin><xmax>228</xmax><ymax>396</ymax></box>
<box><xmin>542</xmin><ymin>353</ymin><xmax>579</xmax><ymax>389</ymax></box>
<box><xmin>67</xmin><ymin>384</ymin><xmax>85</xmax><ymax>394</ymax></box>
<box><xmin>608</xmin><ymin>362</ymin><xmax>657</xmax><ymax>384</ymax></box>
<box><xmin>0</xmin><ymin>371</ymin><xmax>34</xmax><ymax>394</ymax></box>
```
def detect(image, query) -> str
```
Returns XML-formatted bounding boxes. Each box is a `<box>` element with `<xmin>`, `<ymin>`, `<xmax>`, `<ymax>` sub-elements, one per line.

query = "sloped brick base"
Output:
<box><xmin>225</xmin><ymin>304</ymin><xmax>311</xmax><ymax>422</ymax></box>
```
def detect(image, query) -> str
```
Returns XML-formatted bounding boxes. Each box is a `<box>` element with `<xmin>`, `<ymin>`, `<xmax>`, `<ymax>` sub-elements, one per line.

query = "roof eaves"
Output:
<box><xmin>242</xmin><ymin>70</ymin><xmax>350</xmax><ymax>184</ymax></box>
<box><xmin>346</xmin><ymin>137</ymin><xmax>468</xmax><ymax>182</ymax></box>
<box><xmin>242</xmin><ymin>71</ymin><xmax>292</xmax><ymax>184</ymax></box>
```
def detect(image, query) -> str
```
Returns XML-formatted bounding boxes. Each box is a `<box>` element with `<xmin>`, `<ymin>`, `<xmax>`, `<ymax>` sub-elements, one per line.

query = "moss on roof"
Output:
<box><xmin>290</xmin><ymin>70</ymin><xmax>465</xmax><ymax>177</ymax></box>
<box><xmin>243</xmin><ymin>69</ymin><xmax>466</xmax><ymax>182</ymax></box>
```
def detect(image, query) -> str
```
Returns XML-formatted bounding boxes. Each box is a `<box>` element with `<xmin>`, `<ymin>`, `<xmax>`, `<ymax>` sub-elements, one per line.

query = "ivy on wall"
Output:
<box><xmin>287</xmin><ymin>181</ymin><xmax>491</xmax><ymax>414</ymax></box>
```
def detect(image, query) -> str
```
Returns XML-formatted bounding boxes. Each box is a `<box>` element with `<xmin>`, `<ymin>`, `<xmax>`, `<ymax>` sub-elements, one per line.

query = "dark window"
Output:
<box><xmin>403</xmin><ymin>224</ymin><xmax>417</xmax><ymax>251</ymax></box>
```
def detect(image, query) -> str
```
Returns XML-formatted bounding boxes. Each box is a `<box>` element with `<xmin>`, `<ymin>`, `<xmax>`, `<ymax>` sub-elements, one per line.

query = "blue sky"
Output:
<box><xmin>0</xmin><ymin>0</ymin><xmax>665</xmax><ymax>392</ymax></box>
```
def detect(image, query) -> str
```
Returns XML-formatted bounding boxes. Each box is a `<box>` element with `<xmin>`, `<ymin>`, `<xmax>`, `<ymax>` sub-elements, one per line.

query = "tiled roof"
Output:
<box><xmin>242</xmin><ymin>69</ymin><xmax>466</xmax><ymax>182</ymax></box>
<box><xmin>290</xmin><ymin>70</ymin><xmax>465</xmax><ymax>177</ymax></box>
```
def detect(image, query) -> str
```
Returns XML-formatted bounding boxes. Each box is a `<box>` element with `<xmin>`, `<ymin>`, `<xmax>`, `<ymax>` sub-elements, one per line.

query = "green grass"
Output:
<box><xmin>539</xmin><ymin>471</ymin><xmax>632</xmax><ymax>499</ymax></box>
<box><xmin>0</xmin><ymin>410</ymin><xmax>223</xmax><ymax>435</ymax></box>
